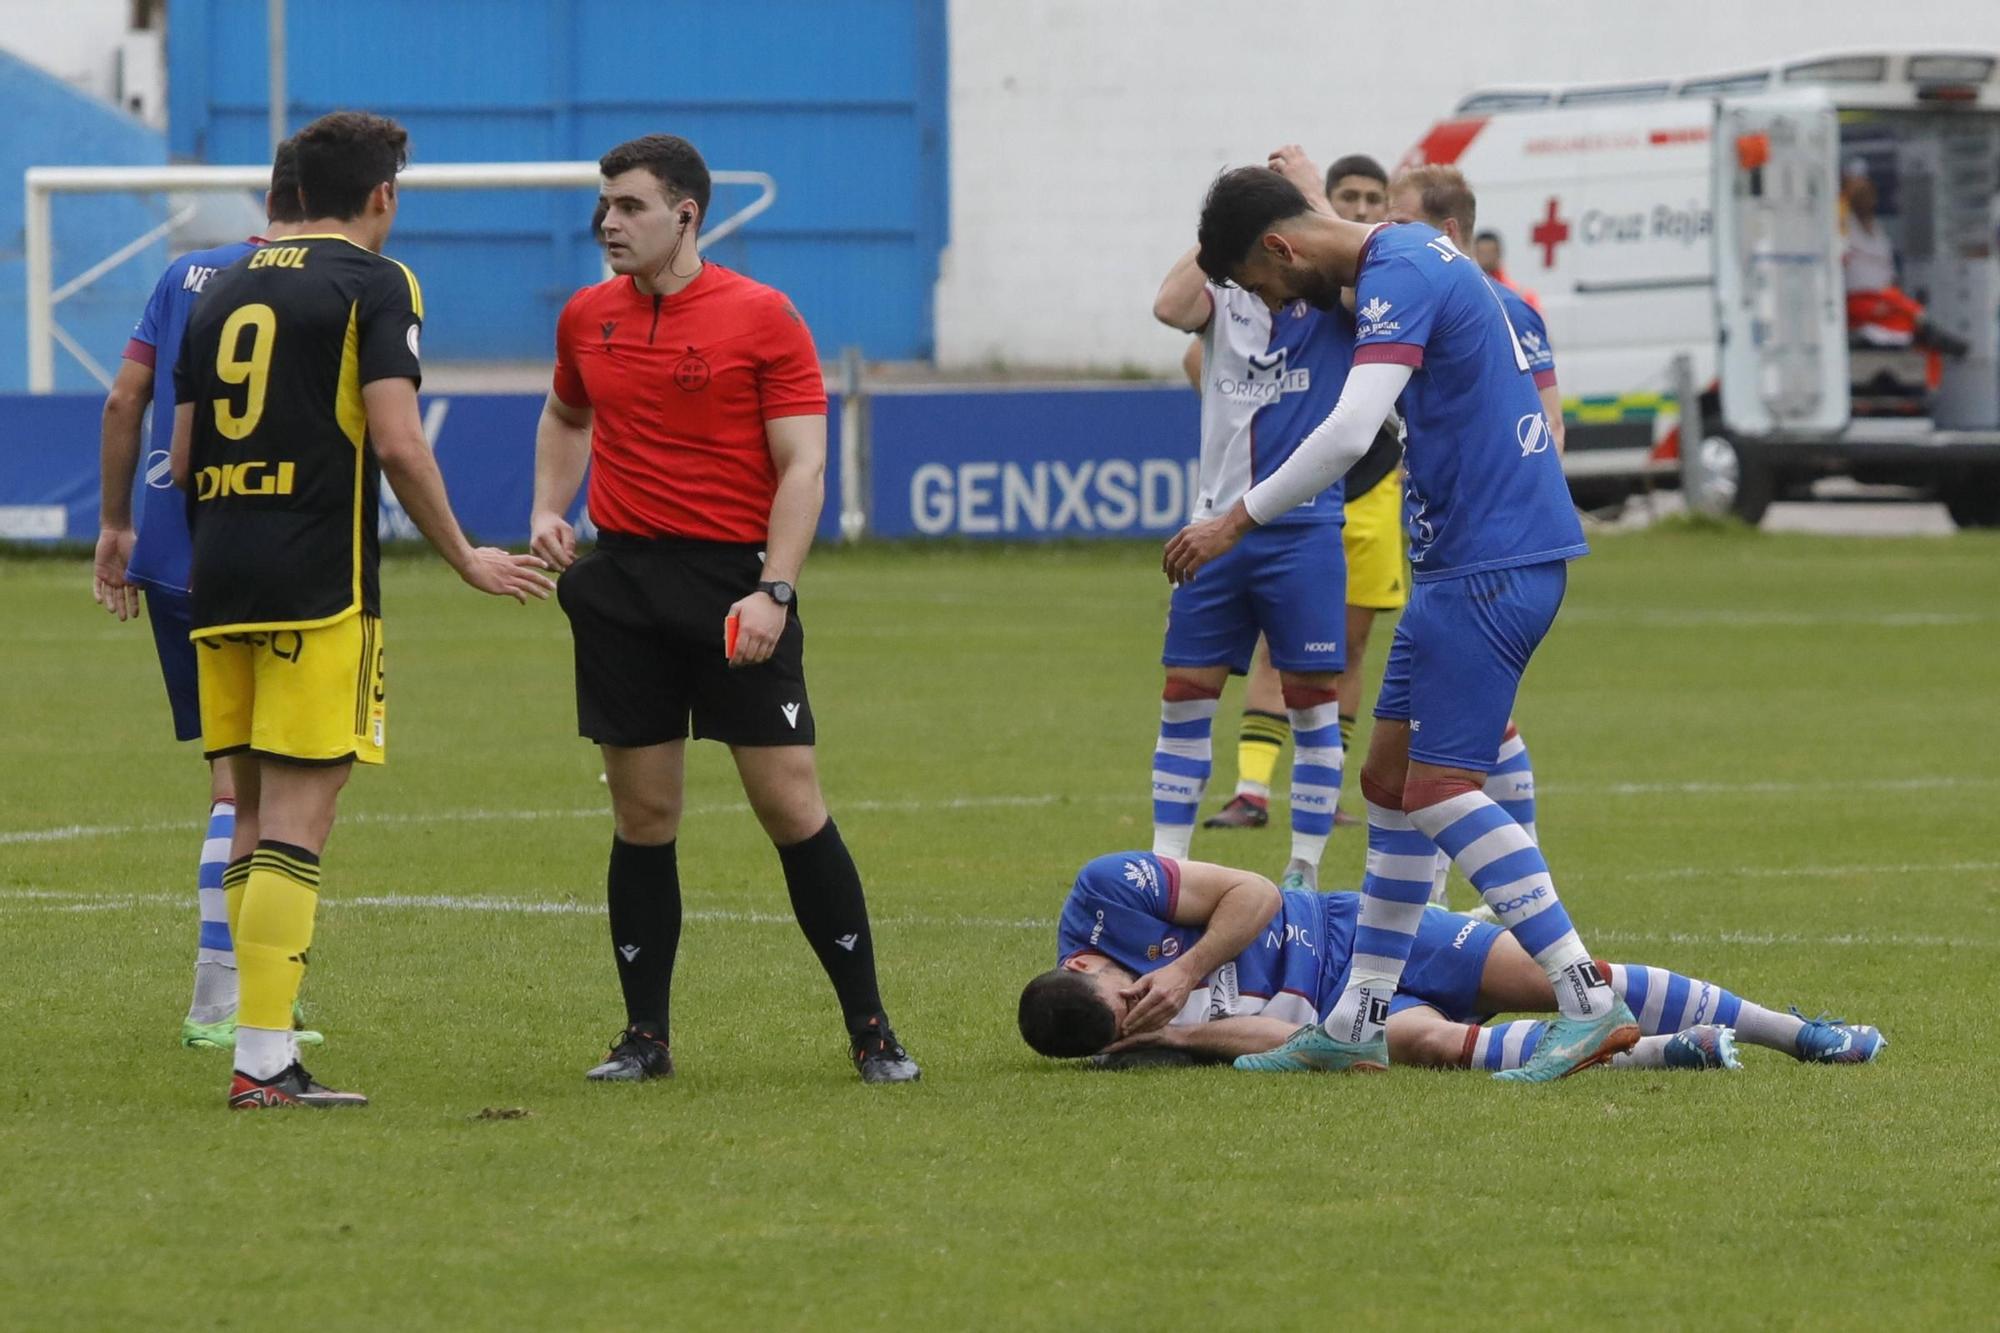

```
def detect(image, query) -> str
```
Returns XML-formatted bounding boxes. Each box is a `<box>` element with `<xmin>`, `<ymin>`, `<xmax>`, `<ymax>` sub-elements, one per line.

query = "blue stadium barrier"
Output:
<box><xmin>868</xmin><ymin>387</ymin><xmax>1199</xmax><ymax>538</ymax></box>
<box><xmin>0</xmin><ymin>392</ymin><xmax>845</xmax><ymax>546</ymax></box>
<box><xmin>1</xmin><ymin>385</ymin><xmax>1207</xmax><ymax>547</ymax></box>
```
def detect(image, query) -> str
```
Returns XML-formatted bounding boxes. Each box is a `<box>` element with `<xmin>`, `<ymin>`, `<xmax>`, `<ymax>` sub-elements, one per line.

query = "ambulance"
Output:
<box><xmin>1404</xmin><ymin>50</ymin><xmax>2000</xmax><ymax>526</ymax></box>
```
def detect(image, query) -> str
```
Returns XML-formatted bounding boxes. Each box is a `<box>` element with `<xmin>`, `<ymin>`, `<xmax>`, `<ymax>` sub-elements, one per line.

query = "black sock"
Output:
<box><xmin>607</xmin><ymin>836</ymin><xmax>681</xmax><ymax>1042</ymax></box>
<box><xmin>777</xmin><ymin>818</ymin><xmax>885</xmax><ymax>1038</ymax></box>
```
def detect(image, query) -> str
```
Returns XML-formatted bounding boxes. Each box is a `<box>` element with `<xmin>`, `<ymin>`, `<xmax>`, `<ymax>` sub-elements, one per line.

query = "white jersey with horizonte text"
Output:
<box><xmin>1194</xmin><ymin>284</ymin><xmax>1350</xmax><ymax>527</ymax></box>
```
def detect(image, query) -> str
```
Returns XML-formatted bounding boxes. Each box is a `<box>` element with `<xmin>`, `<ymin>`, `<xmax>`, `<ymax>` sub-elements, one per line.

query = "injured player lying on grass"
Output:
<box><xmin>1017</xmin><ymin>854</ymin><xmax>1884</xmax><ymax>1074</ymax></box>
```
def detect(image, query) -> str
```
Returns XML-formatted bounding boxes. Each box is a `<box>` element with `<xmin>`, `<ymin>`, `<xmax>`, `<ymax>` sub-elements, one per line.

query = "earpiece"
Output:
<box><xmin>679</xmin><ymin>210</ymin><xmax>694</xmax><ymax>229</ymax></box>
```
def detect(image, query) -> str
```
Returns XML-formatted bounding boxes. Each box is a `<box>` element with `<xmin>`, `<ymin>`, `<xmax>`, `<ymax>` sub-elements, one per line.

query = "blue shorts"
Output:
<box><xmin>1162</xmin><ymin>522</ymin><xmax>1346</xmax><ymax>675</ymax></box>
<box><xmin>143</xmin><ymin>588</ymin><xmax>202</xmax><ymax>742</ymax></box>
<box><xmin>1374</xmin><ymin>561</ymin><xmax>1567</xmax><ymax>770</ymax></box>
<box><xmin>1389</xmin><ymin>905</ymin><xmax>1504</xmax><ymax>1023</ymax></box>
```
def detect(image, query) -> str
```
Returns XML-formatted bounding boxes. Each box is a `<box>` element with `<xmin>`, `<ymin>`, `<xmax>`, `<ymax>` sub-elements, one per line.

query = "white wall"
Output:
<box><xmin>936</xmin><ymin>0</ymin><xmax>2000</xmax><ymax>373</ymax></box>
<box><xmin>0</xmin><ymin>0</ymin><xmax>139</xmax><ymax>106</ymax></box>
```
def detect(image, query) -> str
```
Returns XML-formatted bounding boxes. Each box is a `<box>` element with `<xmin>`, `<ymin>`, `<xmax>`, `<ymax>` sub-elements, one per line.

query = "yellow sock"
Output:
<box><xmin>221</xmin><ymin>856</ymin><xmax>253</xmax><ymax>945</ymax></box>
<box><xmin>235</xmin><ymin>843</ymin><xmax>322</xmax><ymax>1033</ymax></box>
<box><xmin>1236</xmin><ymin>710</ymin><xmax>1289</xmax><ymax>796</ymax></box>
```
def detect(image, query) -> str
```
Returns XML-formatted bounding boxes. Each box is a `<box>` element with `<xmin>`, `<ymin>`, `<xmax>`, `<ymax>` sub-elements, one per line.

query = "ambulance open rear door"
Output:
<box><xmin>1711</xmin><ymin>90</ymin><xmax>1850</xmax><ymax>440</ymax></box>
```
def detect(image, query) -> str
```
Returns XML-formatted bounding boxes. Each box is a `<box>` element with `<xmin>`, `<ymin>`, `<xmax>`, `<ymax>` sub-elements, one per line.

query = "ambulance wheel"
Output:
<box><xmin>1693</xmin><ymin>433</ymin><xmax>1768</xmax><ymax>525</ymax></box>
<box><xmin>1942</xmin><ymin>474</ymin><xmax>2000</xmax><ymax>529</ymax></box>
<box><xmin>1729</xmin><ymin>451</ymin><xmax>1775</xmax><ymax>526</ymax></box>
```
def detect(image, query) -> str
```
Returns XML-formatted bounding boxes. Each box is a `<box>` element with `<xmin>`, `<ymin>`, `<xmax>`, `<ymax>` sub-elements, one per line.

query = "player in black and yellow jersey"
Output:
<box><xmin>170</xmin><ymin>110</ymin><xmax>552</xmax><ymax>1110</ymax></box>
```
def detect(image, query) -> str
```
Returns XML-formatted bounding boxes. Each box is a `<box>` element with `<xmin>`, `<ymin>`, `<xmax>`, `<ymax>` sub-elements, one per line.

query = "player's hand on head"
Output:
<box><xmin>1118</xmin><ymin>962</ymin><xmax>1196</xmax><ymax>1037</ymax></box>
<box><xmin>91</xmin><ymin>527</ymin><xmax>139</xmax><ymax>621</ymax></box>
<box><xmin>725</xmin><ymin>590</ymin><xmax>786</xmax><ymax>667</ymax></box>
<box><xmin>1102</xmin><ymin>1025</ymin><xmax>1179</xmax><ymax>1053</ymax></box>
<box><xmin>1268</xmin><ymin>144</ymin><xmax>1323</xmax><ymax>197</ymax></box>
<box><xmin>528</xmin><ymin>510</ymin><xmax>578</xmax><ymax>571</ymax></box>
<box><xmin>462</xmin><ymin>546</ymin><xmax>555</xmax><ymax>602</ymax></box>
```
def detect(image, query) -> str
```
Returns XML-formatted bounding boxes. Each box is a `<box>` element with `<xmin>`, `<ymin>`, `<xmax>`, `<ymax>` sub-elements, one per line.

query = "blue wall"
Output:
<box><xmin>0</xmin><ymin>49</ymin><xmax>168</xmax><ymax>391</ymax></box>
<box><xmin>167</xmin><ymin>0</ymin><xmax>950</xmax><ymax>362</ymax></box>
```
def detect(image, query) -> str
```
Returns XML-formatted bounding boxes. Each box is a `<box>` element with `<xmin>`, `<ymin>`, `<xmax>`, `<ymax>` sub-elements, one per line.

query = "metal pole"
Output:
<box><xmin>26</xmin><ymin>182</ymin><xmax>53</xmax><ymax>392</ymax></box>
<box><xmin>268</xmin><ymin>0</ymin><xmax>287</xmax><ymax>156</ymax></box>
<box><xmin>839</xmin><ymin>345</ymin><xmax>867</xmax><ymax>540</ymax></box>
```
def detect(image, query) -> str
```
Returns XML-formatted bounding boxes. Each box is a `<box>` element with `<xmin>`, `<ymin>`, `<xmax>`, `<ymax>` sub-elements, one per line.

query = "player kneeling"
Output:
<box><xmin>1017</xmin><ymin>854</ymin><xmax>1885</xmax><ymax>1075</ymax></box>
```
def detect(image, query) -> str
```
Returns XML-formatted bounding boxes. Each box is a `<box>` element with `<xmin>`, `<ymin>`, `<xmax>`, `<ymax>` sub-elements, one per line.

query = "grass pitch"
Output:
<box><xmin>3</xmin><ymin>525</ymin><xmax>1998</xmax><ymax>1329</ymax></box>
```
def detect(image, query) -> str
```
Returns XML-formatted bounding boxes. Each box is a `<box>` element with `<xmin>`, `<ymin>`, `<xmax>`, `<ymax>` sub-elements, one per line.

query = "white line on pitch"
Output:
<box><xmin>1</xmin><ymin>886</ymin><xmax>1993</xmax><ymax>950</ymax></box>
<box><xmin>1562</xmin><ymin>608</ymin><xmax>1990</xmax><ymax>628</ymax></box>
<box><xmin>5</xmin><ymin>775</ymin><xmax>1995</xmax><ymax>847</ymax></box>
<box><xmin>0</xmin><ymin>791</ymin><xmax>1126</xmax><ymax>846</ymax></box>
<box><xmin>1624</xmin><ymin>859</ymin><xmax>2000</xmax><ymax>881</ymax></box>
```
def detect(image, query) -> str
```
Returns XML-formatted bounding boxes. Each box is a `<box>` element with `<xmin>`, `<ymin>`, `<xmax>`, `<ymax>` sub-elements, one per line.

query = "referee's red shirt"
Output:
<box><xmin>552</xmin><ymin>263</ymin><xmax>827</xmax><ymax>543</ymax></box>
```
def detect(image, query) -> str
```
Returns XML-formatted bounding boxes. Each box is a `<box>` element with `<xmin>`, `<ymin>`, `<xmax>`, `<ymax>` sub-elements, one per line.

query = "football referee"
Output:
<box><xmin>531</xmin><ymin>134</ymin><xmax>918</xmax><ymax>1084</ymax></box>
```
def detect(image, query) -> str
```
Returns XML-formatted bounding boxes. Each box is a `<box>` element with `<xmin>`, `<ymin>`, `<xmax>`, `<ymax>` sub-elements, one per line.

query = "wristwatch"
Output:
<box><xmin>757</xmin><ymin>580</ymin><xmax>795</xmax><ymax>607</ymax></box>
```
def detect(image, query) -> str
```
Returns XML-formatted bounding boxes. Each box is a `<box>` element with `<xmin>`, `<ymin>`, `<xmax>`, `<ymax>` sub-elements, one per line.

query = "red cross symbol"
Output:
<box><xmin>1531</xmin><ymin>196</ymin><xmax>1571</xmax><ymax>268</ymax></box>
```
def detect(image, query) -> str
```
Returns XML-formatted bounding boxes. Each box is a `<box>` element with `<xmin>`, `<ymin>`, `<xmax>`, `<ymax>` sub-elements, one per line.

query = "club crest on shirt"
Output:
<box><xmin>599</xmin><ymin>320</ymin><xmax>618</xmax><ymax>347</ymax></box>
<box><xmin>674</xmin><ymin>347</ymin><xmax>711</xmax><ymax>392</ymax></box>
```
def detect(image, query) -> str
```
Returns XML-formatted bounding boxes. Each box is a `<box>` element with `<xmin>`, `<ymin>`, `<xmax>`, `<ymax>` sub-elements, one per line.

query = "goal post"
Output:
<box><xmin>23</xmin><ymin>161</ymin><xmax>778</xmax><ymax>393</ymax></box>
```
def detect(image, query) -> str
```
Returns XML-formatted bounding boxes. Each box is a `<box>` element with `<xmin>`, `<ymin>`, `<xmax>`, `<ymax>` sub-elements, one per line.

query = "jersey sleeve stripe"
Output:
<box><xmin>1355</xmin><ymin>343</ymin><xmax>1424</xmax><ymax>368</ymax></box>
<box><xmin>390</xmin><ymin>259</ymin><xmax>424</xmax><ymax>319</ymax></box>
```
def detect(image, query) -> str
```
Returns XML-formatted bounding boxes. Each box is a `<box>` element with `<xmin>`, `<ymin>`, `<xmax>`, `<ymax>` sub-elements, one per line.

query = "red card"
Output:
<box><xmin>724</xmin><ymin>612</ymin><xmax>740</xmax><ymax>659</ymax></box>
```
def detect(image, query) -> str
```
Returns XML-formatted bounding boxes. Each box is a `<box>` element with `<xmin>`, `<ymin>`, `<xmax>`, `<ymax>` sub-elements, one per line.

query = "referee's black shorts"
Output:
<box><xmin>556</xmin><ymin>533</ymin><xmax>815</xmax><ymax>748</ymax></box>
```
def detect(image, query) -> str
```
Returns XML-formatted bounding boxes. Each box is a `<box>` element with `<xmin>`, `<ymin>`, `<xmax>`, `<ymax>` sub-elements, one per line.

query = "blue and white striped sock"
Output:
<box><xmin>1285</xmin><ymin>692</ymin><xmax>1342</xmax><ymax>873</ymax></box>
<box><xmin>188</xmin><ymin>800</ymin><xmax>237</xmax><ymax>1023</ymax></box>
<box><xmin>1431</xmin><ymin>725</ymin><xmax>1537</xmax><ymax>905</ymax></box>
<box><xmin>1322</xmin><ymin>793</ymin><xmax>1438</xmax><ymax>1042</ymax></box>
<box><xmin>1487</xmin><ymin>724</ymin><xmax>1537</xmax><ymax>841</ymax></box>
<box><xmin>1151</xmin><ymin>687</ymin><xmax>1218</xmax><ymax>859</ymax></box>
<box><xmin>1471</xmin><ymin>1019</ymin><xmax>1546</xmax><ymax>1071</ymax></box>
<box><xmin>1608</xmin><ymin>963</ymin><xmax>1802</xmax><ymax>1051</ymax></box>
<box><xmin>1410</xmin><ymin>788</ymin><xmax>1615</xmax><ymax>1021</ymax></box>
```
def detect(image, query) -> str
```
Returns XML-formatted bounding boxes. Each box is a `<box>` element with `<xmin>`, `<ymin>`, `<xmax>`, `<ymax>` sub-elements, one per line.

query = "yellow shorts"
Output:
<box><xmin>1342</xmin><ymin>473</ymin><xmax>1409</xmax><ymax>611</ymax></box>
<box><xmin>195</xmin><ymin>613</ymin><xmax>385</xmax><ymax>765</ymax></box>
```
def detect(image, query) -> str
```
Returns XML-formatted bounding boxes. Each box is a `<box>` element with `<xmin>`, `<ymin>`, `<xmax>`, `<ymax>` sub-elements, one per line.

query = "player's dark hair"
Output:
<box><xmin>265</xmin><ymin>137</ymin><xmax>305</xmax><ymax>224</ymax></box>
<box><xmin>599</xmin><ymin>133</ymin><xmax>712</xmax><ymax>223</ymax></box>
<box><xmin>1324</xmin><ymin>152</ymin><xmax>1388</xmax><ymax>192</ymax></box>
<box><xmin>1018</xmin><ymin>969</ymin><xmax>1118</xmax><ymax>1058</ymax></box>
<box><xmin>1196</xmin><ymin>167</ymin><xmax>1312</xmax><ymax>284</ymax></box>
<box><xmin>1392</xmin><ymin>164</ymin><xmax>1478</xmax><ymax>237</ymax></box>
<box><xmin>293</xmin><ymin>111</ymin><xmax>409</xmax><ymax>220</ymax></box>
<box><xmin>1474</xmin><ymin>229</ymin><xmax>1502</xmax><ymax>247</ymax></box>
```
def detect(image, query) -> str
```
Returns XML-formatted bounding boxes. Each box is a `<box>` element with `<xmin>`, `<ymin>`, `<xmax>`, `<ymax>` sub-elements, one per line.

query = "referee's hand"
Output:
<box><xmin>461</xmin><ymin>547</ymin><xmax>556</xmax><ymax>603</ymax></box>
<box><xmin>726</xmin><ymin>591</ymin><xmax>786</xmax><ymax>667</ymax></box>
<box><xmin>529</xmin><ymin>510</ymin><xmax>578</xmax><ymax>571</ymax></box>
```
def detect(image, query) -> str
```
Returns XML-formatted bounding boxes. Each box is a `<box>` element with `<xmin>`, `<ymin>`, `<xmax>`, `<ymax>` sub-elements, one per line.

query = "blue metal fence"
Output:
<box><xmin>166</xmin><ymin>0</ymin><xmax>949</xmax><ymax>362</ymax></box>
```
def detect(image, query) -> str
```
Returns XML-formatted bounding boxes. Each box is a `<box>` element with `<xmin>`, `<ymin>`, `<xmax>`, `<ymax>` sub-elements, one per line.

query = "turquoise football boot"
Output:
<box><xmin>1233</xmin><ymin>1024</ymin><xmax>1388</xmax><ymax>1073</ymax></box>
<box><xmin>1494</xmin><ymin>999</ymin><xmax>1639</xmax><ymax>1082</ymax></box>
